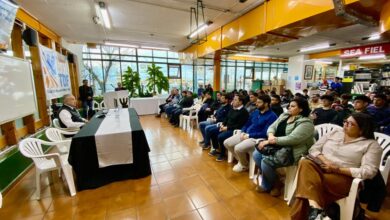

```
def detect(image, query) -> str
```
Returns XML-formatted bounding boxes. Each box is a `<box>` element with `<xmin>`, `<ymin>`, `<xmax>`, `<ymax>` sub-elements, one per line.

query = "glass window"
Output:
<box><xmin>226</xmin><ymin>66</ymin><xmax>235</xmax><ymax>91</ymax></box>
<box><xmin>254</xmin><ymin>68</ymin><xmax>262</xmax><ymax>80</ymax></box>
<box><xmin>262</xmin><ymin>63</ymin><xmax>270</xmax><ymax>81</ymax></box>
<box><xmin>169</xmin><ymin>79</ymin><xmax>181</xmax><ymax>92</ymax></box>
<box><xmin>168</xmin><ymin>59</ymin><xmax>180</xmax><ymax>64</ymax></box>
<box><xmin>103</xmin><ymin>61</ymin><xmax>121</xmax><ymax>92</ymax></box>
<box><xmin>121</xmin><ymin>62</ymin><xmax>138</xmax><ymax>76</ymax></box>
<box><xmin>138</xmin><ymin>49</ymin><xmax>152</xmax><ymax>56</ymax></box>
<box><xmin>227</xmin><ymin>61</ymin><xmax>236</xmax><ymax>66</ymax></box>
<box><xmin>90</xmin><ymin>54</ymin><xmax>102</xmax><ymax>59</ymax></box>
<box><xmin>90</xmin><ymin>60</ymin><xmax>104</xmax><ymax>95</ymax></box>
<box><xmin>138</xmin><ymin>57</ymin><xmax>153</xmax><ymax>62</ymax></box>
<box><xmin>120</xmin><ymin>47</ymin><xmax>136</xmax><ymax>55</ymax></box>
<box><xmin>245</xmin><ymin>61</ymin><xmax>254</xmax><ymax>67</ymax></box>
<box><xmin>205</xmin><ymin>59</ymin><xmax>214</xmax><ymax>66</ymax></box>
<box><xmin>237</xmin><ymin>61</ymin><xmax>245</xmax><ymax>67</ymax></box>
<box><xmin>195</xmin><ymin>65</ymin><xmax>205</xmax><ymax>90</ymax></box>
<box><xmin>182</xmin><ymin>65</ymin><xmax>193</xmax><ymax>91</ymax></box>
<box><xmin>103</xmin><ymin>54</ymin><xmax>120</xmax><ymax>60</ymax></box>
<box><xmin>205</xmin><ymin>66</ymin><xmax>214</xmax><ymax>87</ymax></box>
<box><xmin>153</xmin><ymin>58</ymin><xmax>167</xmax><ymax>63</ymax></box>
<box><xmin>101</xmin><ymin>46</ymin><xmax>119</xmax><ymax>55</ymax></box>
<box><xmin>270</xmin><ymin>68</ymin><xmax>278</xmax><ymax>80</ymax></box>
<box><xmin>89</xmin><ymin>46</ymin><xmax>101</xmax><ymax>53</ymax></box>
<box><xmin>221</xmin><ymin>66</ymin><xmax>226</xmax><ymax>91</ymax></box>
<box><xmin>168</xmin><ymin>51</ymin><xmax>179</xmax><ymax>58</ymax></box>
<box><xmin>120</xmin><ymin>55</ymin><xmax>136</xmax><ymax>61</ymax></box>
<box><xmin>15</xmin><ymin>118</ymin><xmax>24</xmax><ymax>129</ymax></box>
<box><xmin>236</xmin><ymin>67</ymin><xmax>245</xmax><ymax>90</ymax></box>
<box><xmin>155</xmin><ymin>63</ymin><xmax>168</xmax><ymax>77</ymax></box>
<box><xmin>153</xmin><ymin>50</ymin><xmax>167</xmax><ymax>58</ymax></box>
<box><xmin>138</xmin><ymin>63</ymin><xmax>150</xmax><ymax>87</ymax></box>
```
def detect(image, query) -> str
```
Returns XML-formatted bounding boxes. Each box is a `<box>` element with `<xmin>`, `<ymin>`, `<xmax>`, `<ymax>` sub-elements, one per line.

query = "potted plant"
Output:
<box><xmin>121</xmin><ymin>66</ymin><xmax>140</xmax><ymax>97</ymax></box>
<box><xmin>146</xmin><ymin>63</ymin><xmax>169</xmax><ymax>95</ymax></box>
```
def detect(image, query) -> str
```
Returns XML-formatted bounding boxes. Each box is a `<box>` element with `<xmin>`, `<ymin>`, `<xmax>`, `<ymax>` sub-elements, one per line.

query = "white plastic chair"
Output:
<box><xmin>100</xmin><ymin>101</ymin><xmax>106</xmax><ymax>110</ymax></box>
<box><xmin>180</xmin><ymin>104</ymin><xmax>202</xmax><ymax>131</ymax></box>
<box><xmin>0</xmin><ymin>191</ymin><xmax>2</xmax><ymax>208</ymax></box>
<box><xmin>314</xmin><ymin>123</ymin><xmax>343</xmax><ymax>139</ymax></box>
<box><xmin>52</xmin><ymin>118</ymin><xmax>61</xmax><ymax>129</ymax></box>
<box><xmin>45</xmin><ymin>128</ymin><xmax>77</xmax><ymax>154</ymax></box>
<box><xmin>374</xmin><ymin>132</ymin><xmax>390</xmax><ymax>185</ymax></box>
<box><xmin>19</xmin><ymin>138</ymin><xmax>76</xmax><ymax>200</ymax></box>
<box><xmin>93</xmin><ymin>100</ymin><xmax>101</xmax><ymax>111</ymax></box>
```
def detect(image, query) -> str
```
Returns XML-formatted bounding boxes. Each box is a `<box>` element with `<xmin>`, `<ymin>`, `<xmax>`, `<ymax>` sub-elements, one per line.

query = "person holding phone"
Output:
<box><xmin>291</xmin><ymin>113</ymin><xmax>382</xmax><ymax>220</ymax></box>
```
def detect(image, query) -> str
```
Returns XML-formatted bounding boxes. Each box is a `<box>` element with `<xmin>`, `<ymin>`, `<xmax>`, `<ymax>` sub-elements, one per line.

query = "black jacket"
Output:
<box><xmin>79</xmin><ymin>85</ymin><xmax>93</xmax><ymax>101</ymax></box>
<box><xmin>359</xmin><ymin>171</ymin><xmax>386</xmax><ymax>212</ymax></box>
<box><xmin>223</xmin><ymin>107</ymin><xmax>249</xmax><ymax>130</ymax></box>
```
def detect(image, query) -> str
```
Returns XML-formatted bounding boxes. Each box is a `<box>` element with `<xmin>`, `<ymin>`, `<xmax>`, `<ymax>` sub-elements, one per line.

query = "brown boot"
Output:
<box><xmin>270</xmin><ymin>179</ymin><xmax>283</xmax><ymax>197</ymax></box>
<box><xmin>155</xmin><ymin>114</ymin><xmax>161</xmax><ymax>118</ymax></box>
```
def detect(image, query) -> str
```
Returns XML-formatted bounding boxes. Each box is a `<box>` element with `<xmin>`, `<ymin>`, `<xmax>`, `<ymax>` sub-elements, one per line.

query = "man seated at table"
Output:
<box><xmin>58</xmin><ymin>94</ymin><xmax>88</xmax><ymax>129</ymax></box>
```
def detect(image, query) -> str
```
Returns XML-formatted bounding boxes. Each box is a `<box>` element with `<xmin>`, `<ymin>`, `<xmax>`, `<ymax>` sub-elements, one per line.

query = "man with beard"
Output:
<box><xmin>223</xmin><ymin>95</ymin><xmax>278</xmax><ymax>172</ymax></box>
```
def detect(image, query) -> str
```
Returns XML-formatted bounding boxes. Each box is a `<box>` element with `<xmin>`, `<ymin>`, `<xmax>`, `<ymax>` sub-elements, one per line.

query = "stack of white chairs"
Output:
<box><xmin>19</xmin><ymin>138</ymin><xmax>76</xmax><ymax>200</ymax></box>
<box><xmin>52</xmin><ymin>118</ymin><xmax>62</xmax><ymax>129</ymax></box>
<box><xmin>100</xmin><ymin>101</ymin><xmax>106</xmax><ymax>110</ymax></box>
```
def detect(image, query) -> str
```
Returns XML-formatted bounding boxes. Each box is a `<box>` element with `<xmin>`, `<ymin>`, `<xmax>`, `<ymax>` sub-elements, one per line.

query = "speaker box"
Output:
<box><xmin>22</xmin><ymin>28</ymin><xmax>38</xmax><ymax>47</ymax></box>
<box><xmin>67</xmin><ymin>54</ymin><xmax>74</xmax><ymax>63</ymax></box>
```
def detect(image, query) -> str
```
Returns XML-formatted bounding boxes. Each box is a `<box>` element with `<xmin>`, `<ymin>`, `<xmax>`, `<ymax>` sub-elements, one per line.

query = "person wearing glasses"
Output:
<box><xmin>290</xmin><ymin>112</ymin><xmax>382</xmax><ymax>220</ymax></box>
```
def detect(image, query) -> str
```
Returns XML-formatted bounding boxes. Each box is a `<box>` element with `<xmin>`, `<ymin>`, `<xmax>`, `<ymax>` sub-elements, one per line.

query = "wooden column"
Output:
<box><xmin>23</xmin><ymin>115</ymin><xmax>36</xmax><ymax>134</ymax></box>
<box><xmin>29</xmin><ymin>46</ymin><xmax>50</xmax><ymax>126</ymax></box>
<box><xmin>213</xmin><ymin>51</ymin><xmax>221</xmax><ymax>91</ymax></box>
<box><xmin>0</xmin><ymin>122</ymin><xmax>17</xmax><ymax>146</ymax></box>
<box><xmin>11</xmin><ymin>24</ymin><xmax>24</xmax><ymax>59</ymax></box>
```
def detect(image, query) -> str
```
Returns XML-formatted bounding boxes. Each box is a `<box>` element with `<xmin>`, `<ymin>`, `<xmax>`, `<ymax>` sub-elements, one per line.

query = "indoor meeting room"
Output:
<box><xmin>1</xmin><ymin>0</ymin><xmax>390</xmax><ymax>219</ymax></box>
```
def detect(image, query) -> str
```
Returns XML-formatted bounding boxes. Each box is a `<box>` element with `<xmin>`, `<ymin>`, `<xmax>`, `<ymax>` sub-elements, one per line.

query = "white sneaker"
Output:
<box><xmin>232</xmin><ymin>163</ymin><xmax>248</xmax><ymax>172</ymax></box>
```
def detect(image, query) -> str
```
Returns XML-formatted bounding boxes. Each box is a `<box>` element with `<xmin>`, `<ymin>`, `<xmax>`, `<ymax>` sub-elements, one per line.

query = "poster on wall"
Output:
<box><xmin>39</xmin><ymin>45</ymin><xmax>71</xmax><ymax>100</ymax></box>
<box><xmin>0</xmin><ymin>0</ymin><xmax>18</xmax><ymax>50</ymax></box>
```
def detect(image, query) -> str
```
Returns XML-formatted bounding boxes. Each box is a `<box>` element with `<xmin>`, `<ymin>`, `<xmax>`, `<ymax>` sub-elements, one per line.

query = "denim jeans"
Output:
<box><xmin>199</xmin><ymin>121</ymin><xmax>213</xmax><ymax>140</ymax></box>
<box><xmin>253</xmin><ymin>150</ymin><xmax>278</xmax><ymax>191</ymax></box>
<box><xmin>82</xmin><ymin>100</ymin><xmax>93</xmax><ymax>118</ymax></box>
<box><xmin>217</xmin><ymin>130</ymin><xmax>234</xmax><ymax>155</ymax></box>
<box><xmin>205</xmin><ymin>124</ymin><xmax>220</xmax><ymax>146</ymax></box>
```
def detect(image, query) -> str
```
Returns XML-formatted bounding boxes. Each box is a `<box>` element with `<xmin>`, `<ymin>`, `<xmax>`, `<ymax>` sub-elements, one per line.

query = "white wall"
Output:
<box><xmin>286</xmin><ymin>55</ymin><xmax>307</xmax><ymax>93</ymax></box>
<box><xmin>61</xmin><ymin>40</ymin><xmax>84</xmax><ymax>85</ymax></box>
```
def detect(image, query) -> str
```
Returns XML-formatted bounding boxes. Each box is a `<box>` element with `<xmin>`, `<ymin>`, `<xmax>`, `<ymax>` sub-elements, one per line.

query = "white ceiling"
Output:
<box><xmin>248</xmin><ymin>24</ymin><xmax>389</xmax><ymax>58</ymax></box>
<box><xmin>16</xmin><ymin>0</ymin><xmax>264</xmax><ymax>50</ymax></box>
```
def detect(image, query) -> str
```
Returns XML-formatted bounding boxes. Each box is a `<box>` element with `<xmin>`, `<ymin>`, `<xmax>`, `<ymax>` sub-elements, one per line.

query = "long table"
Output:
<box><xmin>68</xmin><ymin>108</ymin><xmax>151</xmax><ymax>190</ymax></box>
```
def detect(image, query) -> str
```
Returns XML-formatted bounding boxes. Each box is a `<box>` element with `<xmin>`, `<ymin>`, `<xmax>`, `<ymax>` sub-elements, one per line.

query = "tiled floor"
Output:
<box><xmin>1</xmin><ymin>115</ymin><xmax>390</xmax><ymax>219</ymax></box>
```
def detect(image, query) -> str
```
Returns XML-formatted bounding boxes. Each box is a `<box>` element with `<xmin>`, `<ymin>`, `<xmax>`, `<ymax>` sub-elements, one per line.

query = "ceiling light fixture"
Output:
<box><xmin>358</xmin><ymin>54</ymin><xmax>386</xmax><ymax>60</ymax></box>
<box><xmin>188</xmin><ymin>21</ymin><xmax>212</xmax><ymax>39</ymax></box>
<box><xmin>299</xmin><ymin>43</ymin><xmax>333</xmax><ymax>52</ymax></box>
<box><xmin>95</xmin><ymin>1</ymin><xmax>111</xmax><ymax>29</ymax></box>
<box><xmin>141</xmin><ymin>46</ymin><xmax>170</xmax><ymax>51</ymax></box>
<box><xmin>367</xmin><ymin>33</ymin><xmax>380</xmax><ymax>41</ymax></box>
<box><xmin>315</xmin><ymin>60</ymin><xmax>333</xmax><ymax>65</ymax></box>
<box><xmin>104</xmin><ymin>41</ymin><xmax>139</xmax><ymax>48</ymax></box>
<box><xmin>235</xmin><ymin>54</ymin><xmax>270</xmax><ymax>59</ymax></box>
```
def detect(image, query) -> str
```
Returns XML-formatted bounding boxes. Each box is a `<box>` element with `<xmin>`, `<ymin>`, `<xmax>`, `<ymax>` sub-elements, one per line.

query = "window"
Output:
<box><xmin>236</xmin><ymin>67</ymin><xmax>245</xmax><ymax>90</ymax></box>
<box><xmin>138</xmin><ymin>49</ymin><xmax>152</xmax><ymax>56</ymax></box>
<box><xmin>182</xmin><ymin>65</ymin><xmax>193</xmax><ymax>91</ymax></box>
<box><xmin>103</xmin><ymin>61</ymin><xmax>121</xmax><ymax>92</ymax></box>
<box><xmin>205</xmin><ymin>66</ymin><xmax>214</xmax><ymax>86</ymax></box>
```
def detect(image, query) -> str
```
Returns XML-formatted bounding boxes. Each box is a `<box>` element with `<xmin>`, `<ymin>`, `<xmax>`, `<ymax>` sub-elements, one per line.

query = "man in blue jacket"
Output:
<box><xmin>223</xmin><ymin>95</ymin><xmax>278</xmax><ymax>172</ymax></box>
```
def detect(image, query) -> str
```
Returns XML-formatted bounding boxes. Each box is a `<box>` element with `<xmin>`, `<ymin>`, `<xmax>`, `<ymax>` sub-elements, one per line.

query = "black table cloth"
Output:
<box><xmin>68</xmin><ymin>108</ymin><xmax>151</xmax><ymax>190</ymax></box>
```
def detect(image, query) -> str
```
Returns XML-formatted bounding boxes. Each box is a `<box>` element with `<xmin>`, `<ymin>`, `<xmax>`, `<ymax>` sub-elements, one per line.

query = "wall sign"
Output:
<box><xmin>340</xmin><ymin>43</ymin><xmax>390</xmax><ymax>58</ymax></box>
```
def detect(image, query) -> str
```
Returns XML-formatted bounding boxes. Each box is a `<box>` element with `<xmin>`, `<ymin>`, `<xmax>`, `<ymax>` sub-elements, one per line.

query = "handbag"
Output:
<box><xmin>255</xmin><ymin>140</ymin><xmax>294</xmax><ymax>168</ymax></box>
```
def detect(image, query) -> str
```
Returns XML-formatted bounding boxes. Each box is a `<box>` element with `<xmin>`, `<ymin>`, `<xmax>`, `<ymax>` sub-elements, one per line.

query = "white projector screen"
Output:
<box><xmin>0</xmin><ymin>54</ymin><xmax>37</xmax><ymax>124</ymax></box>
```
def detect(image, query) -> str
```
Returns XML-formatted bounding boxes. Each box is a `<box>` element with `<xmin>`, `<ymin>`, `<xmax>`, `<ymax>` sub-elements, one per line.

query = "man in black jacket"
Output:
<box><xmin>79</xmin><ymin>79</ymin><xmax>94</xmax><ymax>118</ymax></box>
<box><xmin>270</xmin><ymin>94</ymin><xmax>284</xmax><ymax>117</ymax></box>
<box><xmin>209</xmin><ymin>95</ymin><xmax>249</xmax><ymax>161</ymax></box>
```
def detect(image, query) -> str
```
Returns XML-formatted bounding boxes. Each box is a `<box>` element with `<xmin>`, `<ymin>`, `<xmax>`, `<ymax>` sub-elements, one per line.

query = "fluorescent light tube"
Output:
<box><xmin>235</xmin><ymin>54</ymin><xmax>269</xmax><ymax>59</ymax></box>
<box><xmin>358</xmin><ymin>54</ymin><xmax>386</xmax><ymax>60</ymax></box>
<box><xmin>368</xmin><ymin>33</ymin><xmax>380</xmax><ymax>41</ymax></box>
<box><xmin>97</xmin><ymin>2</ymin><xmax>111</xmax><ymax>29</ymax></box>
<box><xmin>315</xmin><ymin>60</ymin><xmax>333</xmax><ymax>64</ymax></box>
<box><xmin>104</xmin><ymin>42</ymin><xmax>139</xmax><ymax>48</ymax></box>
<box><xmin>300</xmin><ymin>44</ymin><xmax>330</xmax><ymax>52</ymax></box>
<box><xmin>141</xmin><ymin>46</ymin><xmax>170</xmax><ymax>51</ymax></box>
<box><xmin>189</xmin><ymin>23</ymin><xmax>209</xmax><ymax>38</ymax></box>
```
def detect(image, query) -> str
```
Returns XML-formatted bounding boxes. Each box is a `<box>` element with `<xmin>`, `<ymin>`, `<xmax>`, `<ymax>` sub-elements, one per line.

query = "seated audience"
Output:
<box><xmin>281</xmin><ymin>90</ymin><xmax>294</xmax><ymax>105</ymax></box>
<box><xmin>58</xmin><ymin>94</ymin><xmax>87</xmax><ymax>128</ymax></box>
<box><xmin>197</xmin><ymin>91</ymin><xmax>214</xmax><ymax>122</ymax></box>
<box><xmin>203</xmin><ymin>92</ymin><xmax>222</xmax><ymax>119</ymax></box>
<box><xmin>253</xmin><ymin>97</ymin><xmax>314</xmax><ymax>197</ymax></box>
<box><xmin>367</xmin><ymin>94</ymin><xmax>390</xmax><ymax>135</ymax></box>
<box><xmin>165</xmin><ymin>91</ymin><xmax>186</xmax><ymax>117</ymax></box>
<box><xmin>169</xmin><ymin>91</ymin><xmax>194</xmax><ymax>126</ymax></box>
<box><xmin>290</xmin><ymin>113</ymin><xmax>382</xmax><ymax>220</ymax></box>
<box><xmin>156</xmin><ymin>89</ymin><xmax>179</xmax><ymax>117</ymax></box>
<box><xmin>353</xmin><ymin>95</ymin><xmax>371</xmax><ymax>114</ymax></box>
<box><xmin>245</xmin><ymin>93</ymin><xmax>258</xmax><ymax>113</ymax></box>
<box><xmin>199</xmin><ymin>94</ymin><xmax>231</xmax><ymax>150</ymax></box>
<box><xmin>208</xmin><ymin>95</ymin><xmax>249</xmax><ymax>161</ymax></box>
<box><xmin>270</xmin><ymin>94</ymin><xmax>284</xmax><ymax>116</ymax></box>
<box><xmin>224</xmin><ymin>95</ymin><xmax>278</xmax><ymax>172</ymax></box>
<box><xmin>332</xmin><ymin>93</ymin><xmax>354</xmax><ymax>126</ymax></box>
<box><xmin>330</xmin><ymin>77</ymin><xmax>343</xmax><ymax>94</ymax></box>
<box><xmin>310</xmin><ymin>95</ymin><xmax>337</xmax><ymax>125</ymax></box>
<box><xmin>309</xmin><ymin>94</ymin><xmax>322</xmax><ymax>110</ymax></box>
<box><xmin>302</xmin><ymin>89</ymin><xmax>309</xmax><ymax>99</ymax></box>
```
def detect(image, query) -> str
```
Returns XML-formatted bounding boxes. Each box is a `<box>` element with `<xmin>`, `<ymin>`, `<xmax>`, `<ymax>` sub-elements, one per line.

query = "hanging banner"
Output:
<box><xmin>0</xmin><ymin>0</ymin><xmax>18</xmax><ymax>50</ymax></box>
<box><xmin>340</xmin><ymin>43</ymin><xmax>390</xmax><ymax>58</ymax></box>
<box><xmin>39</xmin><ymin>45</ymin><xmax>71</xmax><ymax>99</ymax></box>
